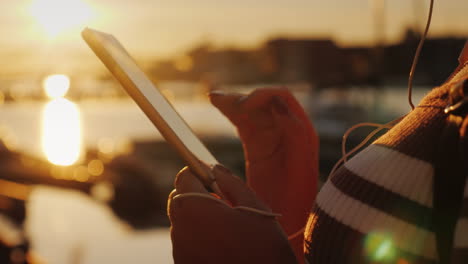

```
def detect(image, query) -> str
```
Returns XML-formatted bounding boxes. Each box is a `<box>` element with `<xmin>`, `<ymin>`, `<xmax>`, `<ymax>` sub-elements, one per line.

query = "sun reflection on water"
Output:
<box><xmin>41</xmin><ymin>74</ymin><xmax>82</xmax><ymax>166</ymax></box>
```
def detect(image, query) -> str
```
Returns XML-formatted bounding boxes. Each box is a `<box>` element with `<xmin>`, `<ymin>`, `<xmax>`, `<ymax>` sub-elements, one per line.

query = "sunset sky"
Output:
<box><xmin>0</xmin><ymin>0</ymin><xmax>467</xmax><ymax>76</ymax></box>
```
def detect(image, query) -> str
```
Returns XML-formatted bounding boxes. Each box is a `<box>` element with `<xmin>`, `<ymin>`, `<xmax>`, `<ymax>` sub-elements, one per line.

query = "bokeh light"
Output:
<box><xmin>73</xmin><ymin>166</ymin><xmax>90</xmax><ymax>182</ymax></box>
<box><xmin>50</xmin><ymin>166</ymin><xmax>67</xmax><ymax>179</ymax></box>
<box><xmin>98</xmin><ymin>137</ymin><xmax>115</xmax><ymax>155</ymax></box>
<box><xmin>90</xmin><ymin>181</ymin><xmax>114</xmax><ymax>203</ymax></box>
<box><xmin>87</xmin><ymin>159</ymin><xmax>104</xmax><ymax>176</ymax></box>
<box><xmin>364</xmin><ymin>232</ymin><xmax>397</xmax><ymax>262</ymax></box>
<box><xmin>43</xmin><ymin>74</ymin><xmax>70</xmax><ymax>99</ymax></box>
<box><xmin>115</xmin><ymin>138</ymin><xmax>134</xmax><ymax>155</ymax></box>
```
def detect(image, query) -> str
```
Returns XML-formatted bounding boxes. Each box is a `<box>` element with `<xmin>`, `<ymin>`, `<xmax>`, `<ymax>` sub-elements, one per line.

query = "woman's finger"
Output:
<box><xmin>167</xmin><ymin>189</ymin><xmax>179</xmax><ymax>222</ymax></box>
<box><xmin>209</xmin><ymin>91</ymin><xmax>243</xmax><ymax>122</ymax></box>
<box><xmin>212</xmin><ymin>165</ymin><xmax>271</xmax><ymax>211</ymax></box>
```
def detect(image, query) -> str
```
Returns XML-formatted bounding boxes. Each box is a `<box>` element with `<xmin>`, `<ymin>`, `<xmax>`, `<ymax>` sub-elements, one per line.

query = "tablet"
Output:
<box><xmin>82</xmin><ymin>28</ymin><xmax>219</xmax><ymax>187</ymax></box>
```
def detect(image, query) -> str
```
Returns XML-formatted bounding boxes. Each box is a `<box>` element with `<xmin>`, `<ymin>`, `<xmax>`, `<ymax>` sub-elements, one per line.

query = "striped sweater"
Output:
<box><xmin>304</xmin><ymin>50</ymin><xmax>468</xmax><ymax>263</ymax></box>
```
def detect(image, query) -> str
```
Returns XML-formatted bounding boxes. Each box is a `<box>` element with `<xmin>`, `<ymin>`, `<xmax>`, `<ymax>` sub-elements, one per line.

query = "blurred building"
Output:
<box><xmin>150</xmin><ymin>32</ymin><xmax>467</xmax><ymax>89</ymax></box>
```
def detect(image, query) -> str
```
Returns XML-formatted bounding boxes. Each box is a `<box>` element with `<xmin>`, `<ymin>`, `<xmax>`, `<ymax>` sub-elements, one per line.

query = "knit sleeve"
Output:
<box><xmin>304</xmin><ymin>86</ymin><xmax>453</xmax><ymax>264</ymax></box>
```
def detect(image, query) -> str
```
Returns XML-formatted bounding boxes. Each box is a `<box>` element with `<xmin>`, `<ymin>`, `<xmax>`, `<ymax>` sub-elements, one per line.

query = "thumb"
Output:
<box><xmin>212</xmin><ymin>165</ymin><xmax>271</xmax><ymax>212</ymax></box>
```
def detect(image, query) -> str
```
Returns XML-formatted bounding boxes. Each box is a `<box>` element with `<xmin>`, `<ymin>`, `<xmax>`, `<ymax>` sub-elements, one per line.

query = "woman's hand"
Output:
<box><xmin>210</xmin><ymin>87</ymin><xmax>319</xmax><ymax>261</ymax></box>
<box><xmin>168</xmin><ymin>165</ymin><xmax>297</xmax><ymax>264</ymax></box>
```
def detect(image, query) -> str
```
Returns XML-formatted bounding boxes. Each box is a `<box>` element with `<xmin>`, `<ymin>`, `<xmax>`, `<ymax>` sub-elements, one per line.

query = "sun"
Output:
<box><xmin>43</xmin><ymin>74</ymin><xmax>70</xmax><ymax>99</ymax></box>
<box><xmin>29</xmin><ymin>0</ymin><xmax>95</xmax><ymax>38</ymax></box>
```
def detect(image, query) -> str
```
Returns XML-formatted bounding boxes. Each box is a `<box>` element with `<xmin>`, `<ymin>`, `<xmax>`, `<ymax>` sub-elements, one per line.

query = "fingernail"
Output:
<box><xmin>209</xmin><ymin>90</ymin><xmax>226</xmax><ymax>96</ymax></box>
<box><xmin>213</xmin><ymin>164</ymin><xmax>231</xmax><ymax>174</ymax></box>
<box><xmin>272</xmin><ymin>97</ymin><xmax>289</xmax><ymax>115</ymax></box>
